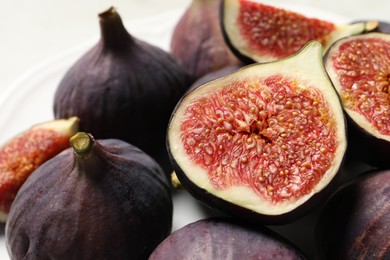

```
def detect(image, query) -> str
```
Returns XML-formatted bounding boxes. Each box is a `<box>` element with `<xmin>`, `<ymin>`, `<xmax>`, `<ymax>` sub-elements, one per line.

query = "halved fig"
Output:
<box><xmin>0</xmin><ymin>117</ymin><xmax>79</xmax><ymax>222</ymax></box>
<box><xmin>222</xmin><ymin>0</ymin><xmax>378</xmax><ymax>63</ymax></box>
<box><xmin>325</xmin><ymin>32</ymin><xmax>390</xmax><ymax>167</ymax></box>
<box><xmin>150</xmin><ymin>217</ymin><xmax>307</xmax><ymax>259</ymax></box>
<box><xmin>315</xmin><ymin>169</ymin><xmax>390</xmax><ymax>259</ymax></box>
<box><xmin>167</xmin><ymin>41</ymin><xmax>347</xmax><ymax>224</ymax></box>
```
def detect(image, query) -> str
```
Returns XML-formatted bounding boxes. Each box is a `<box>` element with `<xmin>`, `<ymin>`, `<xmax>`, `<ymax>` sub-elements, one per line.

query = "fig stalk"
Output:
<box><xmin>98</xmin><ymin>7</ymin><xmax>134</xmax><ymax>50</ymax></box>
<box><xmin>70</xmin><ymin>132</ymin><xmax>94</xmax><ymax>159</ymax></box>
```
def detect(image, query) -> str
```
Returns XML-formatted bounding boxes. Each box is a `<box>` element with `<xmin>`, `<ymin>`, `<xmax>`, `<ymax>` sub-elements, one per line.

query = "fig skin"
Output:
<box><xmin>315</xmin><ymin>169</ymin><xmax>390</xmax><ymax>259</ymax></box>
<box><xmin>5</xmin><ymin>132</ymin><xmax>173</xmax><ymax>260</ymax></box>
<box><xmin>170</xmin><ymin>0</ymin><xmax>244</xmax><ymax>80</ymax></box>
<box><xmin>150</xmin><ymin>217</ymin><xmax>307</xmax><ymax>259</ymax></box>
<box><xmin>167</xmin><ymin>41</ymin><xmax>347</xmax><ymax>225</ymax></box>
<box><xmin>324</xmin><ymin>32</ymin><xmax>390</xmax><ymax>168</ymax></box>
<box><xmin>0</xmin><ymin>117</ymin><xmax>79</xmax><ymax>222</ymax></box>
<box><xmin>53</xmin><ymin>7</ymin><xmax>191</xmax><ymax>175</ymax></box>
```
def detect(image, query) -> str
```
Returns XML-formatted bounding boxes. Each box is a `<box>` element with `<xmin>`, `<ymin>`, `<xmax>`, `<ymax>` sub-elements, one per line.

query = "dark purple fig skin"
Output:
<box><xmin>171</xmin><ymin>0</ymin><xmax>244</xmax><ymax>81</ymax></box>
<box><xmin>150</xmin><ymin>217</ymin><xmax>307</xmax><ymax>259</ymax></box>
<box><xmin>53</xmin><ymin>7</ymin><xmax>191</xmax><ymax>175</ymax></box>
<box><xmin>5</xmin><ymin>134</ymin><xmax>173</xmax><ymax>260</ymax></box>
<box><xmin>315</xmin><ymin>169</ymin><xmax>390</xmax><ymax>260</ymax></box>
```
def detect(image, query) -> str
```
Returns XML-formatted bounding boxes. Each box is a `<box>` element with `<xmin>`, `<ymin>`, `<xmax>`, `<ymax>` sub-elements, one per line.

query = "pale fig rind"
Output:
<box><xmin>0</xmin><ymin>117</ymin><xmax>79</xmax><ymax>222</ymax></box>
<box><xmin>315</xmin><ymin>169</ymin><xmax>390</xmax><ymax>259</ymax></box>
<box><xmin>167</xmin><ymin>41</ymin><xmax>347</xmax><ymax>224</ymax></box>
<box><xmin>324</xmin><ymin>32</ymin><xmax>390</xmax><ymax>167</ymax></box>
<box><xmin>150</xmin><ymin>217</ymin><xmax>307</xmax><ymax>259</ymax></box>
<box><xmin>5</xmin><ymin>133</ymin><xmax>173</xmax><ymax>259</ymax></box>
<box><xmin>221</xmin><ymin>0</ymin><xmax>378</xmax><ymax>63</ymax></box>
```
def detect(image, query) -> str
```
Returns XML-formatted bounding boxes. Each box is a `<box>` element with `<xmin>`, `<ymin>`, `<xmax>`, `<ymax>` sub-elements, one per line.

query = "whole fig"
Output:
<box><xmin>53</xmin><ymin>7</ymin><xmax>191</xmax><ymax>174</ymax></box>
<box><xmin>150</xmin><ymin>217</ymin><xmax>307</xmax><ymax>259</ymax></box>
<box><xmin>5</xmin><ymin>132</ymin><xmax>173</xmax><ymax>259</ymax></box>
<box><xmin>171</xmin><ymin>0</ymin><xmax>243</xmax><ymax>80</ymax></box>
<box><xmin>315</xmin><ymin>169</ymin><xmax>390</xmax><ymax>259</ymax></box>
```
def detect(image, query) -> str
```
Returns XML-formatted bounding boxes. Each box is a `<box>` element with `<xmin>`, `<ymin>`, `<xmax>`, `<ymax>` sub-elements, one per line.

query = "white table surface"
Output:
<box><xmin>0</xmin><ymin>0</ymin><xmax>389</xmax><ymax>259</ymax></box>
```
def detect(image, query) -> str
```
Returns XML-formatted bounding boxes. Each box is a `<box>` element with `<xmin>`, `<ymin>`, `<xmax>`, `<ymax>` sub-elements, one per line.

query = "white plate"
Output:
<box><xmin>0</xmin><ymin>4</ymin><xmax>352</xmax><ymax>259</ymax></box>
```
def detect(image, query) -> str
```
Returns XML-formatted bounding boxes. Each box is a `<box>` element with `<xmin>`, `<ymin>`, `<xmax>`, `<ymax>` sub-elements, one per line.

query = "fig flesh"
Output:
<box><xmin>315</xmin><ymin>169</ymin><xmax>390</xmax><ymax>259</ymax></box>
<box><xmin>53</xmin><ymin>7</ymin><xmax>191</xmax><ymax>175</ymax></box>
<box><xmin>150</xmin><ymin>217</ymin><xmax>307</xmax><ymax>259</ymax></box>
<box><xmin>167</xmin><ymin>41</ymin><xmax>347</xmax><ymax>224</ymax></box>
<box><xmin>222</xmin><ymin>0</ymin><xmax>378</xmax><ymax>63</ymax></box>
<box><xmin>0</xmin><ymin>117</ymin><xmax>79</xmax><ymax>222</ymax></box>
<box><xmin>171</xmin><ymin>0</ymin><xmax>244</xmax><ymax>80</ymax></box>
<box><xmin>325</xmin><ymin>32</ymin><xmax>390</xmax><ymax>167</ymax></box>
<box><xmin>5</xmin><ymin>132</ymin><xmax>173</xmax><ymax>259</ymax></box>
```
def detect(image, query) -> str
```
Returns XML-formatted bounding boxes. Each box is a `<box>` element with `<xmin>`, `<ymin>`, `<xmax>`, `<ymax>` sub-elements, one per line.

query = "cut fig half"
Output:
<box><xmin>325</xmin><ymin>32</ymin><xmax>390</xmax><ymax>167</ymax></box>
<box><xmin>167</xmin><ymin>41</ymin><xmax>347</xmax><ymax>224</ymax></box>
<box><xmin>221</xmin><ymin>0</ymin><xmax>378</xmax><ymax>63</ymax></box>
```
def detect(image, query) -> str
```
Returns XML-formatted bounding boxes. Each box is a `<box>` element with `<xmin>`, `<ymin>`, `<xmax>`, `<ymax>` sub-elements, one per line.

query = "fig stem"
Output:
<box><xmin>98</xmin><ymin>6</ymin><xmax>133</xmax><ymax>50</ymax></box>
<box><xmin>70</xmin><ymin>132</ymin><xmax>94</xmax><ymax>159</ymax></box>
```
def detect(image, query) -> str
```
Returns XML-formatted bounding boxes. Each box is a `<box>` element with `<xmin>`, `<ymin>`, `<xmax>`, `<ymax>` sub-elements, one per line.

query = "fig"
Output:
<box><xmin>324</xmin><ymin>32</ymin><xmax>390</xmax><ymax>167</ymax></box>
<box><xmin>221</xmin><ymin>0</ymin><xmax>378</xmax><ymax>63</ymax></box>
<box><xmin>0</xmin><ymin>117</ymin><xmax>79</xmax><ymax>222</ymax></box>
<box><xmin>171</xmin><ymin>0</ymin><xmax>244</xmax><ymax>80</ymax></box>
<box><xmin>5</xmin><ymin>132</ymin><xmax>172</xmax><ymax>259</ymax></box>
<box><xmin>315</xmin><ymin>169</ymin><xmax>390</xmax><ymax>259</ymax></box>
<box><xmin>53</xmin><ymin>7</ymin><xmax>191</xmax><ymax>175</ymax></box>
<box><xmin>150</xmin><ymin>217</ymin><xmax>307</xmax><ymax>259</ymax></box>
<box><xmin>167</xmin><ymin>41</ymin><xmax>347</xmax><ymax>224</ymax></box>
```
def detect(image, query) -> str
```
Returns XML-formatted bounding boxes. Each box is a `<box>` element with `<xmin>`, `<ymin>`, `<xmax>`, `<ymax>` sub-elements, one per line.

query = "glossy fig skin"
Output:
<box><xmin>315</xmin><ymin>169</ymin><xmax>390</xmax><ymax>259</ymax></box>
<box><xmin>53</xmin><ymin>7</ymin><xmax>191</xmax><ymax>175</ymax></box>
<box><xmin>5</xmin><ymin>134</ymin><xmax>173</xmax><ymax>260</ymax></box>
<box><xmin>171</xmin><ymin>0</ymin><xmax>243</xmax><ymax>80</ymax></box>
<box><xmin>150</xmin><ymin>217</ymin><xmax>307</xmax><ymax>260</ymax></box>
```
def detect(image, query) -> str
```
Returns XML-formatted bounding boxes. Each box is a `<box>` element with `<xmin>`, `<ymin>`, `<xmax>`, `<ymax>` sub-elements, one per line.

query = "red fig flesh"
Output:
<box><xmin>222</xmin><ymin>0</ymin><xmax>378</xmax><ymax>63</ymax></box>
<box><xmin>325</xmin><ymin>32</ymin><xmax>390</xmax><ymax>167</ymax></box>
<box><xmin>0</xmin><ymin>117</ymin><xmax>79</xmax><ymax>222</ymax></box>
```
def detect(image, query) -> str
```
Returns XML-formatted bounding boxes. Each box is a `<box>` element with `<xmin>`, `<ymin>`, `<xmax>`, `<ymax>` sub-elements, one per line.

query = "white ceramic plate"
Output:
<box><xmin>0</xmin><ymin>4</ymin><xmax>353</xmax><ymax>259</ymax></box>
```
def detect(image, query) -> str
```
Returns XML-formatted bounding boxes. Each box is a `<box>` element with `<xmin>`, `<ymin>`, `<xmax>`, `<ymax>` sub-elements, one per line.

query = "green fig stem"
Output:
<box><xmin>98</xmin><ymin>6</ymin><xmax>133</xmax><ymax>50</ymax></box>
<box><xmin>70</xmin><ymin>132</ymin><xmax>94</xmax><ymax>159</ymax></box>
